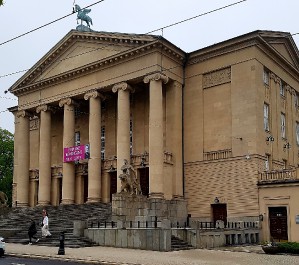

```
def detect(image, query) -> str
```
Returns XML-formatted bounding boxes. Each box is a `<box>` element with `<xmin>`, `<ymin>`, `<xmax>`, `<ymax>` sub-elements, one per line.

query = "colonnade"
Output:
<box><xmin>13</xmin><ymin>73</ymin><xmax>174</xmax><ymax>206</ymax></box>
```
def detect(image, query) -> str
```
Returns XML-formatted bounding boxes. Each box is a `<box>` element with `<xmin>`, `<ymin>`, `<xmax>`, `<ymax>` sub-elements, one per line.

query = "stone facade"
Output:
<box><xmin>8</xmin><ymin>30</ymin><xmax>299</xmax><ymax>242</ymax></box>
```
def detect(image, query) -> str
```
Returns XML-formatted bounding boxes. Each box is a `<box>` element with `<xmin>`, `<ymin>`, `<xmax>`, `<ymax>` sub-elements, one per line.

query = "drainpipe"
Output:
<box><xmin>182</xmin><ymin>53</ymin><xmax>189</xmax><ymax>197</ymax></box>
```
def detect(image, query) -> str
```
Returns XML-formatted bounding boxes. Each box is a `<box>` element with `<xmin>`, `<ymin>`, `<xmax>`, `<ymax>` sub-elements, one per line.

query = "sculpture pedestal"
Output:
<box><xmin>112</xmin><ymin>193</ymin><xmax>188</xmax><ymax>226</ymax></box>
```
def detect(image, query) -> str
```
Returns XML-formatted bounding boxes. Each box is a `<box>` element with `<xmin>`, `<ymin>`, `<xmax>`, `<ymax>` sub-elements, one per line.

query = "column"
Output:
<box><xmin>112</xmin><ymin>82</ymin><xmax>134</xmax><ymax>192</ymax></box>
<box><xmin>144</xmin><ymin>73</ymin><xmax>168</xmax><ymax>198</ymax></box>
<box><xmin>172</xmin><ymin>81</ymin><xmax>183</xmax><ymax>198</ymax></box>
<box><xmin>12</xmin><ymin>110</ymin><xmax>20</xmax><ymax>207</ymax></box>
<box><xmin>84</xmin><ymin>90</ymin><xmax>104</xmax><ymax>202</ymax></box>
<box><xmin>16</xmin><ymin>110</ymin><xmax>31</xmax><ymax>207</ymax></box>
<box><xmin>59</xmin><ymin>98</ymin><xmax>76</xmax><ymax>204</ymax></box>
<box><xmin>36</xmin><ymin>104</ymin><xmax>52</xmax><ymax>205</ymax></box>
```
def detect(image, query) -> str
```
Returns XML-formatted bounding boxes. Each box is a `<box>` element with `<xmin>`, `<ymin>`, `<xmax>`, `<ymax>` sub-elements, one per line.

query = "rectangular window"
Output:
<box><xmin>296</xmin><ymin>122</ymin><xmax>299</xmax><ymax>145</ymax></box>
<box><xmin>280</xmin><ymin>80</ymin><xmax>285</xmax><ymax>97</ymax></box>
<box><xmin>130</xmin><ymin>116</ymin><xmax>133</xmax><ymax>155</ymax></box>
<box><xmin>264</xmin><ymin>103</ymin><xmax>269</xmax><ymax>131</ymax></box>
<box><xmin>263</xmin><ymin>68</ymin><xmax>270</xmax><ymax>86</ymax></box>
<box><xmin>101</xmin><ymin>126</ymin><xmax>105</xmax><ymax>160</ymax></box>
<box><xmin>265</xmin><ymin>154</ymin><xmax>270</xmax><ymax>171</ymax></box>
<box><xmin>281</xmin><ymin>113</ymin><xmax>286</xmax><ymax>138</ymax></box>
<box><xmin>295</xmin><ymin>92</ymin><xmax>299</xmax><ymax>108</ymax></box>
<box><xmin>75</xmin><ymin>131</ymin><xmax>80</xmax><ymax>146</ymax></box>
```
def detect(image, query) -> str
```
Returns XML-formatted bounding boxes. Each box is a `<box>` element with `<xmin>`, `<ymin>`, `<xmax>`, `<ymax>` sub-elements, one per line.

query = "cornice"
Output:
<box><xmin>10</xmin><ymin>33</ymin><xmax>184</xmax><ymax>97</ymax></box>
<box><xmin>189</xmin><ymin>37</ymin><xmax>260</xmax><ymax>65</ymax></box>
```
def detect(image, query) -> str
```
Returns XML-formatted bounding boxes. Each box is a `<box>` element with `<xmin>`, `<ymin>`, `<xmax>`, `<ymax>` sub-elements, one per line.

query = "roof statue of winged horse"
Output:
<box><xmin>74</xmin><ymin>4</ymin><xmax>93</xmax><ymax>31</ymax></box>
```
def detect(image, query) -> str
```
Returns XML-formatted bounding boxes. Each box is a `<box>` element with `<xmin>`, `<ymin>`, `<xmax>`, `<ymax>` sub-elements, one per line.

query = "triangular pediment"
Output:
<box><xmin>9</xmin><ymin>30</ymin><xmax>159</xmax><ymax>93</ymax></box>
<box><xmin>259</xmin><ymin>31</ymin><xmax>299</xmax><ymax>70</ymax></box>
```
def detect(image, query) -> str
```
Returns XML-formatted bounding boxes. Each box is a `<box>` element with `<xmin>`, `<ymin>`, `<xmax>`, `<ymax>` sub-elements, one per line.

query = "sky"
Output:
<box><xmin>1</xmin><ymin>0</ymin><xmax>299</xmax><ymax>133</ymax></box>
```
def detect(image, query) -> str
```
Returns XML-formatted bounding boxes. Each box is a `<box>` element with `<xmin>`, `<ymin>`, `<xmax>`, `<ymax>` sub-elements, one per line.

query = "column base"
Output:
<box><xmin>37</xmin><ymin>200</ymin><xmax>51</xmax><ymax>206</ymax></box>
<box><xmin>60</xmin><ymin>199</ymin><xmax>75</xmax><ymax>205</ymax></box>
<box><xmin>86</xmin><ymin>197</ymin><xmax>102</xmax><ymax>203</ymax></box>
<box><xmin>172</xmin><ymin>195</ymin><xmax>185</xmax><ymax>200</ymax></box>
<box><xmin>148</xmin><ymin>192</ymin><xmax>164</xmax><ymax>199</ymax></box>
<box><xmin>15</xmin><ymin>202</ymin><xmax>29</xmax><ymax>207</ymax></box>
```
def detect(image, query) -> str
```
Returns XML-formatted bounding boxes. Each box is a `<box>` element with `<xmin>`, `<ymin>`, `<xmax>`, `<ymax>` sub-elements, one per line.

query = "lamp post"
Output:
<box><xmin>58</xmin><ymin>231</ymin><xmax>65</xmax><ymax>255</ymax></box>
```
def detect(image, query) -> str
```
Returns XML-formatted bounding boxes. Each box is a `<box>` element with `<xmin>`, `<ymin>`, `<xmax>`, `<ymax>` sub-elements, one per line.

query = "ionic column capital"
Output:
<box><xmin>59</xmin><ymin>98</ymin><xmax>78</xmax><ymax>107</ymax></box>
<box><xmin>112</xmin><ymin>82</ymin><xmax>135</xmax><ymax>93</ymax></box>
<box><xmin>16</xmin><ymin>110</ymin><xmax>31</xmax><ymax>118</ymax></box>
<box><xmin>144</xmin><ymin>72</ymin><xmax>169</xmax><ymax>84</ymax></box>
<box><xmin>36</xmin><ymin>104</ymin><xmax>54</xmax><ymax>114</ymax></box>
<box><xmin>84</xmin><ymin>90</ymin><xmax>105</xmax><ymax>101</ymax></box>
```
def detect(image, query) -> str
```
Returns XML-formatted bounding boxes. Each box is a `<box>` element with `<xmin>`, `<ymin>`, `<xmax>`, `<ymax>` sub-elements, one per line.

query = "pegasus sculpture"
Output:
<box><xmin>74</xmin><ymin>4</ymin><xmax>93</xmax><ymax>28</ymax></box>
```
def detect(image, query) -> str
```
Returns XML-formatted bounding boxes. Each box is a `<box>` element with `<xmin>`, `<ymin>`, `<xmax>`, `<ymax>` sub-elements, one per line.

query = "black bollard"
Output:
<box><xmin>58</xmin><ymin>231</ymin><xmax>65</xmax><ymax>255</ymax></box>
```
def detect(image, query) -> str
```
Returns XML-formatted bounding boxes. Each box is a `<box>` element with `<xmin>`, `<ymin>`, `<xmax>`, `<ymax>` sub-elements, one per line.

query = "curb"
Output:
<box><xmin>6</xmin><ymin>252</ymin><xmax>142</xmax><ymax>265</ymax></box>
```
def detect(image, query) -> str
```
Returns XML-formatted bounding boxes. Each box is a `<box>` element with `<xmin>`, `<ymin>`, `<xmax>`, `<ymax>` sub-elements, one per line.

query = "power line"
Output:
<box><xmin>0</xmin><ymin>0</ymin><xmax>249</xmax><ymax>80</ymax></box>
<box><xmin>0</xmin><ymin>0</ymin><xmax>105</xmax><ymax>47</ymax></box>
<box><xmin>147</xmin><ymin>0</ymin><xmax>248</xmax><ymax>34</ymax></box>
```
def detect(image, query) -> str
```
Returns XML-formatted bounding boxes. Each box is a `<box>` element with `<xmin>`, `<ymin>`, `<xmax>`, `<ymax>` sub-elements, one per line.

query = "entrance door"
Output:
<box><xmin>138</xmin><ymin>168</ymin><xmax>149</xmax><ymax>196</ymax></box>
<box><xmin>212</xmin><ymin>203</ymin><xmax>227</xmax><ymax>225</ymax></box>
<box><xmin>269</xmin><ymin>207</ymin><xmax>288</xmax><ymax>241</ymax></box>
<box><xmin>110</xmin><ymin>172</ymin><xmax>117</xmax><ymax>201</ymax></box>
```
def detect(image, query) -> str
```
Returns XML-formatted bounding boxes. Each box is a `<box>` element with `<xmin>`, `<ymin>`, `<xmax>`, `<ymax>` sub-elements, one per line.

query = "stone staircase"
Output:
<box><xmin>0</xmin><ymin>203</ymin><xmax>111</xmax><ymax>248</ymax></box>
<box><xmin>171</xmin><ymin>235</ymin><xmax>194</xmax><ymax>251</ymax></box>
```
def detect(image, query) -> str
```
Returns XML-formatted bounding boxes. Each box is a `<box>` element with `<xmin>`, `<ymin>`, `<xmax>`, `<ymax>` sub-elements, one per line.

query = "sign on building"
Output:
<box><xmin>63</xmin><ymin>144</ymin><xmax>89</xmax><ymax>162</ymax></box>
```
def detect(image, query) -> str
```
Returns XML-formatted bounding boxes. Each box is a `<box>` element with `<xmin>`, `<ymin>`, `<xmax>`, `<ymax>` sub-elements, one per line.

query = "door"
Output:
<box><xmin>212</xmin><ymin>203</ymin><xmax>227</xmax><ymax>225</ymax></box>
<box><xmin>138</xmin><ymin>168</ymin><xmax>149</xmax><ymax>196</ymax></box>
<box><xmin>110</xmin><ymin>172</ymin><xmax>117</xmax><ymax>201</ymax></box>
<box><xmin>269</xmin><ymin>207</ymin><xmax>288</xmax><ymax>241</ymax></box>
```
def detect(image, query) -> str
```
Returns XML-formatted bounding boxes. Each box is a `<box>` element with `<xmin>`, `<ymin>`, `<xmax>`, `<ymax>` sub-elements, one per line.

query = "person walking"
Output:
<box><xmin>28</xmin><ymin>219</ymin><xmax>39</xmax><ymax>245</ymax></box>
<box><xmin>41</xmin><ymin>209</ymin><xmax>52</xmax><ymax>238</ymax></box>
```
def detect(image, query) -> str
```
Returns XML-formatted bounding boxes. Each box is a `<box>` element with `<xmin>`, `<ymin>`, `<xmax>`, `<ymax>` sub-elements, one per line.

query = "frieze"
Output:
<box><xmin>203</xmin><ymin>68</ymin><xmax>231</xmax><ymax>89</ymax></box>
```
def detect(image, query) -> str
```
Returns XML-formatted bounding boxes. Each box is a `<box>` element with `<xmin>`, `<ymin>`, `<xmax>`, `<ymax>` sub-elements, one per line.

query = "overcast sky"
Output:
<box><xmin>1</xmin><ymin>0</ymin><xmax>299</xmax><ymax>133</ymax></box>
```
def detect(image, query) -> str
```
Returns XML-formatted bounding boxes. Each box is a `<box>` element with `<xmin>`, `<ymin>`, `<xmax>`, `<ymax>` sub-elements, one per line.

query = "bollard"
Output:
<box><xmin>58</xmin><ymin>231</ymin><xmax>65</xmax><ymax>255</ymax></box>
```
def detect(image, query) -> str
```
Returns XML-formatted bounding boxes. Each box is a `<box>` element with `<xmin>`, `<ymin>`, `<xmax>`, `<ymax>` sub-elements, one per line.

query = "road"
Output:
<box><xmin>0</xmin><ymin>256</ymin><xmax>85</xmax><ymax>265</ymax></box>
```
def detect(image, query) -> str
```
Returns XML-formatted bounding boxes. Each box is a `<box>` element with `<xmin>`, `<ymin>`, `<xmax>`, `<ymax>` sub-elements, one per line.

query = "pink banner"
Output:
<box><xmin>63</xmin><ymin>144</ymin><xmax>89</xmax><ymax>162</ymax></box>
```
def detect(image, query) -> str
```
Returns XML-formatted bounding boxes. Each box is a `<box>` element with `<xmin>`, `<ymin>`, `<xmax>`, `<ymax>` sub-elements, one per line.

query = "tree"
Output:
<box><xmin>0</xmin><ymin>1</ymin><xmax>3</xmax><ymax>6</ymax></box>
<box><xmin>0</xmin><ymin>128</ymin><xmax>14</xmax><ymax>206</ymax></box>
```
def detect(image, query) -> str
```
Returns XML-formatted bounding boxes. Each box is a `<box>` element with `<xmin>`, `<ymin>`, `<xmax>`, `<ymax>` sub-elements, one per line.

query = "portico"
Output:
<box><xmin>9</xmin><ymin>30</ymin><xmax>184</xmax><ymax>207</ymax></box>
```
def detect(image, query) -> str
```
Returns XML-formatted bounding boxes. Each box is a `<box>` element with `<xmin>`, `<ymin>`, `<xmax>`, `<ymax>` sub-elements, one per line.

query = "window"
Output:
<box><xmin>295</xmin><ymin>92</ymin><xmax>299</xmax><ymax>108</ymax></box>
<box><xmin>281</xmin><ymin>113</ymin><xmax>286</xmax><ymax>138</ymax></box>
<box><xmin>283</xmin><ymin>159</ymin><xmax>287</xmax><ymax>169</ymax></box>
<box><xmin>130</xmin><ymin>116</ymin><xmax>133</xmax><ymax>155</ymax></box>
<box><xmin>280</xmin><ymin>80</ymin><xmax>285</xmax><ymax>97</ymax></box>
<box><xmin>75</xmin><ymin>131</ymin><xmax>80</xmax><ymax>146</ymax></box>
<box><xmin>264</xmin><ymin>103</ymin><xmax>270</xmax><ymax>131</ymax></box>
<box><xmin>263</xmin><ymin>68</ymin><xmax>270</xmax><ymax>86</ymax></box>
<box><xmin>296</xmin><ymin>122</ymin><xmax>299</xmax><ymax>145</ymax></box>
<box><xmin>265</xmin><ymin>154</ymin><xmax>270</xmax><ymax>171</ymax></box>
<box><xmin>101</xmin><ymin>126</ymin><xmax>105</xmax><ymax>160</ymax></box>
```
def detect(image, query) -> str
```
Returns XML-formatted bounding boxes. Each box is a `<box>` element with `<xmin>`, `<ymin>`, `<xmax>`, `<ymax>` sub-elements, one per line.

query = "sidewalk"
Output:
<box><xmin>5</xmin><ymin>243</ymin><xmax>266</xmax><ymax>265</ymax></box>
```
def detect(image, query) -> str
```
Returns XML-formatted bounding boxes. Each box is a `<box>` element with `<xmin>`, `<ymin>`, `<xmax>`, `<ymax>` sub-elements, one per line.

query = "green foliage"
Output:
<box><xmin>0</xmin><ymin>128</ymin><xmax>14</xmax><ymax>206</ymax></box>
<box><xmin>0</xmin><ymin>1</ymin><xmax>3</xmax><ymax>6</ymax></box>
<box><xmin>278</xmin><ymin>242</ymin><xmax>299</xmax><ymax>254</ymax></box>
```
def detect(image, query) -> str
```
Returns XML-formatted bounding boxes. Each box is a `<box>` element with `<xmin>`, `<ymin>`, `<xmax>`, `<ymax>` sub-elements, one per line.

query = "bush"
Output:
<box><xmin>278</xmin><ymin>242</ymin><xmax>299</xmax><ymax>254</ymax></box>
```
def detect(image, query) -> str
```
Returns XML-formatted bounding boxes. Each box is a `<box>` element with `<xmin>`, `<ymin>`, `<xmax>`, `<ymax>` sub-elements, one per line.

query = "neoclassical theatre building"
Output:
<box><xmin>9</xmin><ymin>29</ymin><xmax>299</xmax><ymax>242</ymax></box>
